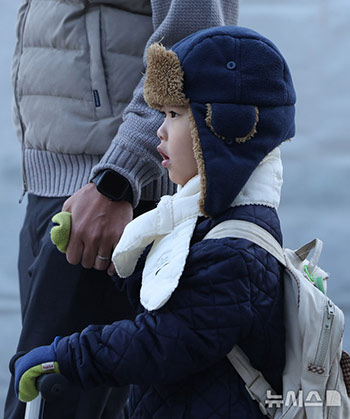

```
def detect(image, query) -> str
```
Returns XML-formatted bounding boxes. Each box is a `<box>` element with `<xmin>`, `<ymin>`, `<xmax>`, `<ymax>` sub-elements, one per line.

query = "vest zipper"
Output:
<box><xmin>14</xmin><ymin>1</ymin><xmax>32</xmax><ymax>203</ymax></box>
<box><xmin>313</xmin><ymin>300</ymin><xmax>335</xmax><ymax>367</ymax></box>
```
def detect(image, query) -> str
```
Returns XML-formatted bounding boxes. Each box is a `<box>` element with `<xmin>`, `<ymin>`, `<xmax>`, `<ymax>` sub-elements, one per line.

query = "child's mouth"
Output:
<box><xmin>158</xmin><ymin>149</ymin><xmax>170</xmax><ymax>167</ymax></box>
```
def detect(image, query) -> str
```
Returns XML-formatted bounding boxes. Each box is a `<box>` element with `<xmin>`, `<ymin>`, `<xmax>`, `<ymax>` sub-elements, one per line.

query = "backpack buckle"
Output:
<box><xmin>244</xmin><ymin>384</ymin><xmax>268</xmax><ymax>416</ymax></box>
<box><xmin>258</xmin><ymin>401</ymin><xmax>268</xmax><ymax>416</ymax></box>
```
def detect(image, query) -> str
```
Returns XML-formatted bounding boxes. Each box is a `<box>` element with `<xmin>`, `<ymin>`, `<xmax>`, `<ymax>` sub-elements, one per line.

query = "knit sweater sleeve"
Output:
<box><xmin>91</xmin><ymin>0</ymin><xmax>239</xmax><ymax>207</ymax></box>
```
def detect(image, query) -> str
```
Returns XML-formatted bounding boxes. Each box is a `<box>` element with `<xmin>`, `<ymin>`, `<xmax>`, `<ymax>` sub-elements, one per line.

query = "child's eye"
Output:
<box><xmin>169</xmin><ymin>111</ymin><xmax>178</xmax><ymax>118</ymax></box>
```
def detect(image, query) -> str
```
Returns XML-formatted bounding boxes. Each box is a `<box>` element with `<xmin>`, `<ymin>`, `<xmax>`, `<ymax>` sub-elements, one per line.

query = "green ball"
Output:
<box><xmin>50</xmin><ymin>212</ymin><xmax>72</xmax><ymax>253</ymax></box>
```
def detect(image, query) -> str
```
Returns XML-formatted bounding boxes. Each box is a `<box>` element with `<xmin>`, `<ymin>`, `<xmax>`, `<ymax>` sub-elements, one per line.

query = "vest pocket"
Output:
<box><xmin>85</xmin><ymin>6</ymin><xmax>112</xmax><ymax>119</ymax></box>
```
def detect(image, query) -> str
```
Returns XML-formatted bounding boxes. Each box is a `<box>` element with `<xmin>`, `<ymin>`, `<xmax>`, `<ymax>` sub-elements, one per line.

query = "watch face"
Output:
<box><xmin>95</xmin><ymin>170</ymin><xmax>133</xmax><ymax>203</ymax></box>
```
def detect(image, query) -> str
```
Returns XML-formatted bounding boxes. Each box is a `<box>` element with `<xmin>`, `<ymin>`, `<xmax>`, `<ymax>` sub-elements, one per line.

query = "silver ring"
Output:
<box><xmin>97</xmin><ymin>254</ymin><xmax>110</xmax><ymax>261</ymax></box>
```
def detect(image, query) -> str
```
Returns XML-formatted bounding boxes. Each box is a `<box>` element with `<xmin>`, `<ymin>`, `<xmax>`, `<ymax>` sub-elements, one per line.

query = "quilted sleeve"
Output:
<box><xmin>56</xmin><ymin>239</ymin><xmax>255</xmax><ymax>388</ymax></box>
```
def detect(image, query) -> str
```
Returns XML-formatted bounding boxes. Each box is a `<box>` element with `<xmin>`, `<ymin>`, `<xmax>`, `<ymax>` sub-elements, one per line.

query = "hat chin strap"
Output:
<box><xmin>231</xmin><ymin>147</ymin><xmax>283</xmax><ymax>210</ymax></box>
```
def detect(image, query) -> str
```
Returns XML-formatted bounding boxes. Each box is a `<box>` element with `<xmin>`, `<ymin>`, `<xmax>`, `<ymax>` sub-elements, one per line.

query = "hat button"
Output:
<box><xmin>226</xmin><ymin>61</ymin><xmax>236</xmax><ymax>70</ymax></box>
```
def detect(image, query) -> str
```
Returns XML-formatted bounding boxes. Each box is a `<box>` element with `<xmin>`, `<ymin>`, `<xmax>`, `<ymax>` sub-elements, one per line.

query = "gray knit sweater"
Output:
<box><xmin>13</xmin><ymin>0</ymin><xmax>239</xmax><ymax>206</ymax></box>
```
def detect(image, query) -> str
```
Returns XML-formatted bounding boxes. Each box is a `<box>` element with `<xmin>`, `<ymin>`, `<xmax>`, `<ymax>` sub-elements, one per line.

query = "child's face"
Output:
<box><xmin>157</xmin><ymin>106</ymin><xmax>198</xmax><ymax>186</ymax></box>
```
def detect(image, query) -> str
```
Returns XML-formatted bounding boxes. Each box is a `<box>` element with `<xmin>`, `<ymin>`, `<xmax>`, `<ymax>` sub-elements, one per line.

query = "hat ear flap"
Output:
<box><xmin>205</xmin><ymin>103</ymin><xmax>259</xmax><ymax>144</ymax></box>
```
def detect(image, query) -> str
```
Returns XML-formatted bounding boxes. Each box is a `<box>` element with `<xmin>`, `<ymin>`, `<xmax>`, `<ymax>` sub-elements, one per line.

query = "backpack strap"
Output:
<box><xmin>227</xmin><ymin>346</ymin><xmax>276</xmax><ymax>418</ymax></box>
<box><xmin>204</xmin><ymin>219</ymin><xmax>286</xmax><ymax>266</ymax></box>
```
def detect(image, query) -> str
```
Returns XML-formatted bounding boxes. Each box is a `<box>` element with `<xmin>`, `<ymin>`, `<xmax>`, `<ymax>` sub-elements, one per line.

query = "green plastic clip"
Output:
<box><xmin>304</xmin><ymin>265</ymin><xmax>325</xmax><ymax>294</ymax></box>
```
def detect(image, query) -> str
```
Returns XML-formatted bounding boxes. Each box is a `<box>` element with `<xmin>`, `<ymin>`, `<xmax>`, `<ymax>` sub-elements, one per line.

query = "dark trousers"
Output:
<box><xmin>4</xmin><ymin>194</ymin><xmax>155</xmax><ymax>419</ymax></box>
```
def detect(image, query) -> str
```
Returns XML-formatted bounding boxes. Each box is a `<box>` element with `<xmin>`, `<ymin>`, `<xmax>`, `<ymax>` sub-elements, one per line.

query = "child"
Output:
<box><xmin>14</xmin><ymin>26</ymin><xmax>296</xmax><ymax>418</ymax></box>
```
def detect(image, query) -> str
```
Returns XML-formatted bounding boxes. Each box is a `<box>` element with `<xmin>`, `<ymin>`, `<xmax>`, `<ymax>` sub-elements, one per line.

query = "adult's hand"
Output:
<box><xmin>62</xmin><ymin>183</ymin><xmax>133</xmax><ymax>275</ymax></box>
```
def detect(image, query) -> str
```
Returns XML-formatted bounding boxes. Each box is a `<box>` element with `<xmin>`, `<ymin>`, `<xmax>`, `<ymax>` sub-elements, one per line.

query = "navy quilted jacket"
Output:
<box><xmin>56</xmin><ymin>204</ymin><xmax>285</xmax><ymax>418</ymax></box>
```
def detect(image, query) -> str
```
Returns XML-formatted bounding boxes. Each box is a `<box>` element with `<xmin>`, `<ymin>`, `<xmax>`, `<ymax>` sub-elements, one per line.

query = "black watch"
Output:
<box><xmin>91</xmin><ymin>170</ymin><xmax>133</xmax><ymax>204</ymax></box>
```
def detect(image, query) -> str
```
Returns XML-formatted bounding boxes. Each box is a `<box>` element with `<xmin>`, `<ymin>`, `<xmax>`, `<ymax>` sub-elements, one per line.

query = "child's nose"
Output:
<box><xmin>157</xmin><ymin>122</ymin><xmax>167</xmax><ymax>141</ymax></box>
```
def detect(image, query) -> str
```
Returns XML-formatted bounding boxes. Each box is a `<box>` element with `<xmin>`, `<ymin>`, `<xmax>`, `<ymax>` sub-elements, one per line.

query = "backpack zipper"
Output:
<box><xmin>313</xmin><ymin>300</ymin><xmax>335</xmax><ymax>368</ymax></box>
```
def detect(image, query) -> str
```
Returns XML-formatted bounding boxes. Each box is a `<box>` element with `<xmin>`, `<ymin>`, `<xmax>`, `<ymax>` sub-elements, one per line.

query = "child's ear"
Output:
<box><xmin>205</xmin><ymin>103</ymin><xmax>259</xmax><ymax>144</ymax></box>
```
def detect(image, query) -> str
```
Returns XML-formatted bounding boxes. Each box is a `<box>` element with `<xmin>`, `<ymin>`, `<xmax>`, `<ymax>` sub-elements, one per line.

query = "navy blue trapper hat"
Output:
<box><xmin>144</xmin><ymin>26</ymin><xmax>296</xmax><ymax>217</ymax></box>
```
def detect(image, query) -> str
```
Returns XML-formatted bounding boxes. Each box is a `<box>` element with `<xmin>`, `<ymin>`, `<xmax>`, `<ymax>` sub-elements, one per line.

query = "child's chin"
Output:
<box><xmin>168</xmin><ymin>172</ymin><xmax>181</xmax><ymax>186</ymax></box>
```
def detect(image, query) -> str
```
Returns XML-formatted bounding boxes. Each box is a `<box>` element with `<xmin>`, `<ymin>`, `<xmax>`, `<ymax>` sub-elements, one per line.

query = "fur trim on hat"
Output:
<box><xmin>188</xmin><ymin>107</ymin><xmax>207</xmax><ymax>216</ymax></box>
<box><xmin>144</xmin><ymin>43</ymin><xmax>189</xmax><ymax>109</ymax></box>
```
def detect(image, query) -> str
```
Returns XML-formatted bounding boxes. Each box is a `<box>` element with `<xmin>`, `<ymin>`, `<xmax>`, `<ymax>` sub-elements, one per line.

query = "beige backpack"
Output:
<box><xmin>204</xmin><ymin>220</ymin><xmax>350</xmax><ymax>418</ymax></box>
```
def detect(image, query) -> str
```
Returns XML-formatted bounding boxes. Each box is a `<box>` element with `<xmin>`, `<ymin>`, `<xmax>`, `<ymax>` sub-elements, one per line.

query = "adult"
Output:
<box><xmin>5</xmin><ymin>1</ymin><xmax>239</xmax><ymax>418</ymax></box>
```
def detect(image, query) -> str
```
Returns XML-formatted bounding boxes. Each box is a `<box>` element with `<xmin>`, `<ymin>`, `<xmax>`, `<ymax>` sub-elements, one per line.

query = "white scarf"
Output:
<box><xmin>113</xmin><ymin>175</ymin><xmax>202</xmax><ymax>310</ymax></box>
<box><xmin>112</xmin><ymin>147</ymin><xmax>283</xmax><ymax>311</ymax></box>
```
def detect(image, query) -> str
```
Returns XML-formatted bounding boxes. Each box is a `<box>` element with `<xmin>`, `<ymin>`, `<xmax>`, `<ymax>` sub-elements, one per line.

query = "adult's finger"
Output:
<box><xmin>65</xmin><ymin>235</ymin><xmax>84</xmax><ymax>266</ymax></box>
<box><xmin>107</xmin><ymin>261</ymin><xmax>116</xmax><ymax>277</ymax></box>
<box><xmin>94</xmin><ymin>245</ymin><xmax>113</xmax><ymax>271</ymax></box>
<box><xmin>94</xmin><ymin>255</ymin><xmax>110</xmax><ymax>271</ymax></box>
